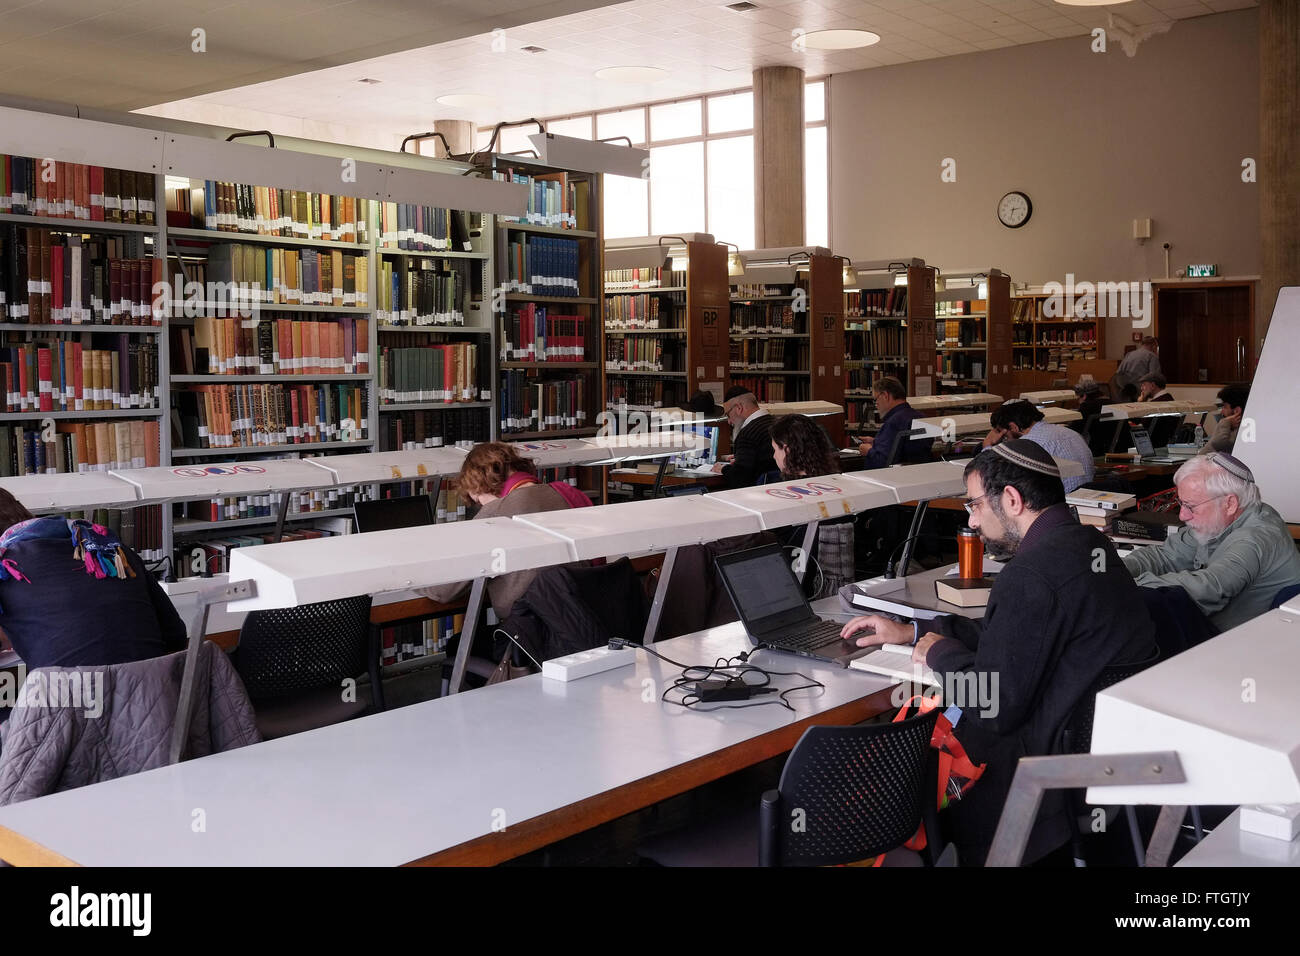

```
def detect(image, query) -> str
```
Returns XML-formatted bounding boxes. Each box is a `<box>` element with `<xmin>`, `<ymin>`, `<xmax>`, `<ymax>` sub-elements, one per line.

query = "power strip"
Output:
<box><xmin>541</xmin><ymin>645</ymin><xmax>636</xmax><ymax>682</ymax></box>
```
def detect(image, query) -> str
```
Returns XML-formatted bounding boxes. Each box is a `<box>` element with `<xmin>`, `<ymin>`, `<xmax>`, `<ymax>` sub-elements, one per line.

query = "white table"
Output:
<box><xmin>0</xmin><ymin>624</ymin><xmax>899</xmax><ymax>866</ymax></box>
<box><xmin>1176</xmin><ymin>809</ymin><xmax>1300</xmax><ymax>866</ymax></box>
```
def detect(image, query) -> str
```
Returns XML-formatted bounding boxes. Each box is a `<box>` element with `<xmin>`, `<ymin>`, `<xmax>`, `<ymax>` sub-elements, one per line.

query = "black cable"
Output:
<box><xmin>881</xmin><ymin>532</ymin><xmax>956</xmax><ymax>578</ymax></box>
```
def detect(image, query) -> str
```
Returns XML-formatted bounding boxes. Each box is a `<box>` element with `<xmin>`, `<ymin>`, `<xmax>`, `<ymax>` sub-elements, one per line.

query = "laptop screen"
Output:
<box><xmin>1131</xmin><ymin>427</ymin><xmax>1155</xmax><ymax>457</ymax></box>
<box><xmin>716</xmin><ymin>547</ymin><xmax>812</xmax><ymax>633</ymax></box>
<box><xmin>353</xmin><ymin>495</ymin><xmax>434</xmax><ymax>534</ymax></box>
<box><xmin>670</xmin><ymin>424</ymin><xmax>719</xmax><ymax>468</ymax></box>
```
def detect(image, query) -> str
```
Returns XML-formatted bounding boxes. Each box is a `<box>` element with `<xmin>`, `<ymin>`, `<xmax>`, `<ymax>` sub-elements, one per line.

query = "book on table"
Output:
<box><xmin>934</xmin><ymin>576</ymin><xmax>995</xmax><ymax>608</ymax></box>
<box><xmin>1066</xmin><ymin>488</ymin><xmax>1136</xmax><ymax>511</ymax></box>
<box><xmin>848</xmin><ymin>641</ymin><xmax>940</xmax><ymax>687</ymax></box>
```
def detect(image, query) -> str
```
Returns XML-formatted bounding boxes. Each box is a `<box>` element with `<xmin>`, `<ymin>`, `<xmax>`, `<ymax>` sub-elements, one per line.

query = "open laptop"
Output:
<box><xmin>715</xmin><ymin>543</ymin><xmax>873</xmax><ymax>667</ymax></box>
<box><xmin>670</xmin><ymin>423</ymin><xmax>721</xmax><ymax>476</ymax></box>
<box><xmin>1130</xmin><ymin>426</ymin><xmax>1180</xmax><ymax>464</ymax></box>
<box><xmin>353</xmin><ymin>494</ymin><xmax>435</xmax><ymax>534</ymax></box>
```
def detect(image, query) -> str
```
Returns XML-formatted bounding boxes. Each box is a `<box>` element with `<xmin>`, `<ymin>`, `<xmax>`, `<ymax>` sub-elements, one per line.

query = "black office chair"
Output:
<box><xmin>231</xmin><ymin>595</ymin><xmax>378</xmax><ymax>739</ymax></box>
<box><xmin>756</xmin><ymin>468</ymin><xmax>783</xmax><ymax>485</ymax></box>
<box><xmin>1061</xmin><ymin>648</ymin><xmax>1161</xmax><ymax>866</ymax></box>
<box><xmin>1270</xmin><ymin>583</ymin><xmax>1300</xmax><ymax>609</ymax></box>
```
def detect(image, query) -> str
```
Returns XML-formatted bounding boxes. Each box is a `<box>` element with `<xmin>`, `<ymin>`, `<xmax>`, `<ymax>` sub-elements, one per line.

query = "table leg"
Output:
<box><xmin>643</xmin><ymin>545</ymin><xmax>678</xmax><ymax>646</ymax></box>
<box><xmin>448</xmin><ymin>576</ymin><xmax>489</xmax><ymax>695</ymax></box>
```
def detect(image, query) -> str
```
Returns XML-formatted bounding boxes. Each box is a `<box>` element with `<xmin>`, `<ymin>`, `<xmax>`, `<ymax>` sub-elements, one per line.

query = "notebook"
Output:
<box><xmin>848</xmin><ymin>641</ymin><xmax>940</xmax><ymax>687</ymax></box>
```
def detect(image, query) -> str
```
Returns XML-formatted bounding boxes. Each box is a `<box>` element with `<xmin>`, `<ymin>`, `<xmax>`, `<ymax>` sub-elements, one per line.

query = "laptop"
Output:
<box><xmin>714</xmin><ymin>543</ymin><xmax>874</xmax><ymax>667</ymax></box>
<box><xmin>353</xmin><ymin>494</ymin><xmax>435</xmax><ymax>534</ymax></box>
<box><xmin>1130</xmin><ymin>426</ymin><xmax>1180</xmax><ymax>464</ymax></box>
<box><xmin>671</xmin><ymin>424</ymin><xmax>721</xmax><ymax>476</ymax></box>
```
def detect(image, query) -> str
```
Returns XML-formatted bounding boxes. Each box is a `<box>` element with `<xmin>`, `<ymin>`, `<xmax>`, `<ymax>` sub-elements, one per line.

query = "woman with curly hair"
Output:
<box><xmin>770</xmin><ymin>414</ymin><xmax>841</xmax><ymax>479</ymax></box>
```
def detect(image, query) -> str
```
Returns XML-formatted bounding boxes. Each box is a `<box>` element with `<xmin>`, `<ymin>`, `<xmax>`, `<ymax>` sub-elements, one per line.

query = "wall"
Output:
<box><xmin>829</xmin><ymin>10</ymin><xmax>1259</xmax><ymax>358</ymax></box>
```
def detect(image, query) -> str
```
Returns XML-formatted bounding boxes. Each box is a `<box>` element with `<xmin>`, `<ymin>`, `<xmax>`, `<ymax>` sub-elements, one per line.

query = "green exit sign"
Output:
<box><xmin>1187</xmin><ymin>264</ymin><xmax>1218</xmax><ymax>277</ymax></box>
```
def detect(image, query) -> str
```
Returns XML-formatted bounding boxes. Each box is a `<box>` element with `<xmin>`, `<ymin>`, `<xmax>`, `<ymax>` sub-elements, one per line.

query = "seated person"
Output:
<box><xmin>983</xmin><ymin>399</ymin><xmax>1095</xmax><ymax>492</ymax></box>
<box><xmin>1073</xmin><ymin>380</ymin><xmax>1105</xmax><ymax>426</ymax></box>
<box><xmin>711</xmin><ymin>387</ymin><xmax>776</xmax><ymax>488</ymax></box>
<box><xmin>1198</xmin><ymin>384</ymin><xmax>1249</xmax><ymax>455</ymax></box>
<box><xmin>770</xmin><ymin>413</ymin><xmax>854</xmax><ymax>596</ymax></box>
<box><xmin>0</xmin><ymin>490</ymin><xmax>186</xmax><ymax>670</ymax></box>
<box><xmin>1138</xmin><ymin>372</ymin><xmax>1174</xmax><ymax>402</ymax></box>
<box><xmin>1122</xmin><ymin>453</ymin><xmax>1300</xmax><ymax>632</ymax></box>
<box><xmin>419</xmin><ymin>442</ymin><xmax>591</xmax><ymax>620</ymax></box>
<box><xmin>856</xmin><ymin>376</ymin><xmax>930</xmax><ymax>469</ymax></box>
<box><xmin>841</xmin><ymin>440</ymin><xmax>1157</xmax><ymax>865</ymax></box>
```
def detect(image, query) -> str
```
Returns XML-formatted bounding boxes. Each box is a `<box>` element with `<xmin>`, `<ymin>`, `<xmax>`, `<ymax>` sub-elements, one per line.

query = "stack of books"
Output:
<box><xmin>1066</xmin><ymin>488</ymin><xmax>1138</xmax><ymax>532</ymax></box>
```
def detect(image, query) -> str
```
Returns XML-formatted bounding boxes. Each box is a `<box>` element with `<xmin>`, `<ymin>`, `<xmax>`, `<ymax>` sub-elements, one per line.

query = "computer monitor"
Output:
<box><xmin>669</xmin><ymin>423</ymin><xmax>719</xmax><ymax>468</ymax></box>
<box><xmin>353</xmin><ymin>495</ymin><xmax>435</xmax><ymax>534</ymax></box>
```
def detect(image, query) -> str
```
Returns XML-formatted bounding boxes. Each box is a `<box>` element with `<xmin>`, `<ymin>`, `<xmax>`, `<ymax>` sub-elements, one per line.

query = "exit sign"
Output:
<box><xmin>1187</xmin><ymin>264</ymin><xmax>1218</xmax><ymax>277</ymax></box>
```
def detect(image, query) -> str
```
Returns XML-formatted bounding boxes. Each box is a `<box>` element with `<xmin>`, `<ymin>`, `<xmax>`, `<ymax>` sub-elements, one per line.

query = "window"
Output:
<box><xmin>496</xmin><ymin>79</ymin><xmax>828</xmax><ymax>248</ymax></box>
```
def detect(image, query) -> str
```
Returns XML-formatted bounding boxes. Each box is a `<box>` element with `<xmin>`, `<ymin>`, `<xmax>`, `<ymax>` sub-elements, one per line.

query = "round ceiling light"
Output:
<box><xmin>595</xmin><ymin>66</ymin><xmax>670</xmax><ymax>83</ymax></box>
<box><xmin>799</xmin><ymin>29</ymin><xmax>881</xmax><ymax>50</ymax></box>
<box><xmin>435</xmin><ymin>93</ymin><xmax>498</xmax><ymax>109</ymax></box>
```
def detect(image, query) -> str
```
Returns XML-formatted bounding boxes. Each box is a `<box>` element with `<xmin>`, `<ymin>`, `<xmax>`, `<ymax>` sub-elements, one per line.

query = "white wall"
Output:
<box><xmin>829</xmin><ymin>9</ymin><xmax>1259</xmax><ymax>358</ymax></box>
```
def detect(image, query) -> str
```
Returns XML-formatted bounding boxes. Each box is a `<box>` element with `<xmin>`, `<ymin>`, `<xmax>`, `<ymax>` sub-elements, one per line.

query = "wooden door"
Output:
<box><xmin>1155</xmin><ymin>284</ymin><xmax>1254</xmax><ymax>384</ymax></box>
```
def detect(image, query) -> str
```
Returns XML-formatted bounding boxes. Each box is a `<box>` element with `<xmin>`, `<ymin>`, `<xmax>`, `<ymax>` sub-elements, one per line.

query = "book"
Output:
<box><xmin>1112</xmin><ymin>509</ymin><xmax>1184</xmax><ymax>542</ymax></box>
<box><xmin>934</xmin><ymin>576</ymin><xmax>996</xmax><ymax>608</ymax></box>
<box><xmin>848</xmin><ymin>641</ymin><xmax>940</xmax><ymax>687</ymax></box>
<box><xmin>1065</xmin><ymin>488</ymin><xmax>1137</xmax><ymax>511</ymax></box>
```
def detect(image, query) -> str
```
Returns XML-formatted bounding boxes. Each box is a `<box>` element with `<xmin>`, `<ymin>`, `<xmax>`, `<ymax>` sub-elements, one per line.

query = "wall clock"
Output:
<box><xmin>998</xmin><ymin>191</ymin><xmax>1032</xmax><ymax>229</ymax></box>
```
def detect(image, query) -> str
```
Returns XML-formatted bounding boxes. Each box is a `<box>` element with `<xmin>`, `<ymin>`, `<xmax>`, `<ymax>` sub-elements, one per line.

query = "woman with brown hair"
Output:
<box><xmin>419</xmin><ymin>442</ymin><xmax>591</xmax><ymax>619</ymax></box>
<box><xmin>770</xmin><ymin>413</ymin><xmax>841</xmax><ymax>480</ymax></box>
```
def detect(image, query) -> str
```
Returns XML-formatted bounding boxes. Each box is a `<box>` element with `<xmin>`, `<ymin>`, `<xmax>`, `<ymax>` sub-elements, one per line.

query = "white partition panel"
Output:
<box><xmin>0</xmin><ymin>472</ymin><xmax>140</xmax><ymax>512</ymax></box>
<box><xmin>845</xmin><ymin>460</ymin><xmax>969</xmax><ymax>502</ymax></box>
<box><xmin>710</xmin><ymin>474</ymin><xmax>896</xmax><ymax>528</ymax></box>
<box><xmin>303</xmin><ymin>448</ymin><xmax>468</xmax><ymax>484</ymax></box>
<box><xmin>112</xmin><ymin>460</ymin><xmax>332</xmax><ymax>505</ymax></box>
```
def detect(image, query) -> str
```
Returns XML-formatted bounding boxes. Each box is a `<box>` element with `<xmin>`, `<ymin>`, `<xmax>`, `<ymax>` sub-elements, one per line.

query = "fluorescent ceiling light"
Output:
<box><xmin>595</xmin><ymin>66</ymin><xmax>669</xmax><ymax>83</ymax></box>
<box><xmin>436</xmin><ymin>93</ymin><xmax>497</xmax><ymax>109</ymax></box>
<box><xmin>800</xmin><ymin>29</ymin><xmax>880</xmax><ymax>50</ymax></box>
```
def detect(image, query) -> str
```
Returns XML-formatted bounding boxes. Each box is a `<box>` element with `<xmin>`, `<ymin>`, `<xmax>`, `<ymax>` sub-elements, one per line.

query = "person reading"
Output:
<box><xmin>839</xmin><ymin>440</ymin><xmax>1156</xmax><ymax>865</ymax></box>
<box><xmin>711</xmin><ymin>388</ymin><xmax>776</xmax><ymax>488</ymax></box>
<box><xmin>856</xmin><ymin>377</ymin><xmax>929</xmax><ymax>469</ymax></box>
<box><xmin>982</xmin><ymin>399</ymin><xmax>1095</xmax><ymax>492</ymax></box>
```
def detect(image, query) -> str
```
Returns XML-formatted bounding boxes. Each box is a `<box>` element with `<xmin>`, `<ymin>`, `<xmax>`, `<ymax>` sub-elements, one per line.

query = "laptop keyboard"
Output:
<box><xmin>770</xmin><ymin>619</ymin><xmax>846</xmax><ymax>651</ymax></box>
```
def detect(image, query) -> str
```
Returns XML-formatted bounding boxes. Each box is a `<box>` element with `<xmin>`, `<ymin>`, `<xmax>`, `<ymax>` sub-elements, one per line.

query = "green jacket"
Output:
<box><xmin>1123</xmin><ymin>503</ymin><xmax>1300</xmax><ymax>632</ymax></box>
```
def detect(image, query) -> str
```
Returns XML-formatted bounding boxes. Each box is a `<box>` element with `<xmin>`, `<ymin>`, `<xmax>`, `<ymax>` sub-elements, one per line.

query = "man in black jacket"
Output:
<box><xmin>712</xmin><ymin>388</ymin><xmax>777</xmax><ymax>488</ymax></box>
<box><xmin>842</xmin><ymin>440</ymin><xmax>1157</xmax><ymax>865</ymax></box>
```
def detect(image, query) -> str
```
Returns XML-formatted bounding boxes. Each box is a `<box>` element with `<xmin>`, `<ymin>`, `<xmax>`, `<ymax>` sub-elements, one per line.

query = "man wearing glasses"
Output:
<box><xmin>841</xmin><ymin>440</ymin><xmax>1156</xmax><ymax>865</ymax></box>
<box><xmin>1122</xmin><ymin>453</ymin><xmax>1300</xmax><ymax>632</ymax></box>
<box><xmin>711</xmin><ymin>387</ymin><xmax>777</xmax><ymax>488</ymax></box>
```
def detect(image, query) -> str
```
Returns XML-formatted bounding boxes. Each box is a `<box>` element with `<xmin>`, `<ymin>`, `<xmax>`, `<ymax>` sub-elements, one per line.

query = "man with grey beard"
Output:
<box><xmin>1123</xmin><ymin>453</ymin><xmax>1300</xmax><ymax>632</ymax></box>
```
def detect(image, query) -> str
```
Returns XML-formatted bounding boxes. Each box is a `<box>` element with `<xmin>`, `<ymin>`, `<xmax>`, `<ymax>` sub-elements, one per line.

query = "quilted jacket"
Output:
<box><xmin>0</xmin><ymin>642</ymin><xmax>261</xmax><ymax>805</ymax></box>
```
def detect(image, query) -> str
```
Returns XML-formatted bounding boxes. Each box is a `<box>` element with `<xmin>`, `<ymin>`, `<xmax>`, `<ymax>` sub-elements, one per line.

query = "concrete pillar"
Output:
<box><xmin>416</xmin><ymin>120</ymin><xmax>475</xmax><ymax>158</ymax></box>
<box><xmin>1260</xmin><ymin>0</ymin><xmax>1300</xmax><ymax>343</ymax></box>
<box><xmin>753</xmin><ymin>66</ymin><xmax>805</xmax><ymax>248</ymax></box>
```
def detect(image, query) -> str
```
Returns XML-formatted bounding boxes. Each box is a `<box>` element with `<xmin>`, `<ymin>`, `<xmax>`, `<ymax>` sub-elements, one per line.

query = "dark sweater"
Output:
<box><xmin>924</xmin><ymin>504</ymin><xmax>1157</xmax><ymax>865</ymax></box>
<box><xmin>0</xmin><ymin>539</ymin><xmax>187</xmax><ymax>670</ymax></box>
<box><xmin>721</xmin><ymin>413</ymin><xmax>777</xmax><ymax>488</ymax></box>
<box><xmin>863</xmin><ymin>402</ymin><xmax>930</xmax><ymax>469</ymax></box>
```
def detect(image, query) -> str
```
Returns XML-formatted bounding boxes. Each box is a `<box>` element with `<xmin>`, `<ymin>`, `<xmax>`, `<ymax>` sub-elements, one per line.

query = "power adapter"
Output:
<box><xmin>691</xmin><ymin>680</ymin><xmax>771</xmax><ymax>702</ymax></box>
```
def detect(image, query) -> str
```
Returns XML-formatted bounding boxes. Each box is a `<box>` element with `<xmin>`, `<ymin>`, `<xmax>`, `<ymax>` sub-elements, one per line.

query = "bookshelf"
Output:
<box><xmin>1010</xmin><ymin>290</ymin><xmax>1104</xmax><ymax>394</ymax></box>
<box><xmin>841</xmin><ymin>258</ymin><xmax>935</xmax><ymax>442</ymax></box>
<box><xmin>933</xmin><ymin>268</ymin><xmax>1012</xmax><ymax>398</ymax></box>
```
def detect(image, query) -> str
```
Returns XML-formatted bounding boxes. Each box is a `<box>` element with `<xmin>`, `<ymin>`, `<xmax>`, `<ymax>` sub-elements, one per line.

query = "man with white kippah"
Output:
<box><xmin>841</xmin><ymin>439</ymin><xmax>1156</xmax><ymax>866</ymax></box>
<box><xmin>1122</xmin><ymin>453</ymin><xmax>1300</xmax><ymax>632</ymax></box>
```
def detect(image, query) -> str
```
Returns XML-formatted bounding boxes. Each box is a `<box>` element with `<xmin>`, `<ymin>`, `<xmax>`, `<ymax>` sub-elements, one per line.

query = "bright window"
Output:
<box><xmin>707</xmin><ymin>135</ymin><xmax>754</xmax><ymax>251</ymax></box>
<box><xmin>650</xmin><ymin>99</ymin><xmax>702</xmax><ymax>141</ymax></box>
<box><xmin>603</xmin><ymin>175</ymin><xmax>649</xmax><ymax>240</ymax></box>
<box><xmin>649</xmin><ymin>142</ymin><xmax>705</xmax><ymax>235</ymax></box>
<box><xmin>707</xmin><ymin>91</ymin><xmax>753</xmax><ymax>135</ymax></box>
<box><xmin>596</xmin><ymin>108</ymin><xmax>646</xmax><ymax>146</ymax></box>
<box><xmin>805</xmin><ymin>126</ymin><xmax>828</xmax><ymax>249</ymax></box>
<box><xmin>547</xmin><ymin>116</ymin><xmax>593</xmax><ymax>140</ymax></box>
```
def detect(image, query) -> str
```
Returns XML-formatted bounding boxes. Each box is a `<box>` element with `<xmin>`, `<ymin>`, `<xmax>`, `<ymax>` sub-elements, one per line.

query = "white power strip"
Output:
<box><xmin>541</xmin><ymin>645</ymin><xmax>637</xmax><ymax>682</ymax></box>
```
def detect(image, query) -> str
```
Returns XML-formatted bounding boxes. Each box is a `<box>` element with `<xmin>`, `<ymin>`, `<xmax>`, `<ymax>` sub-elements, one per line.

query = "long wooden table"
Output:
<box><xmin>0</xmin><ymin>623</ymin><xmax>899</xmax><ymax>866</ymax></box>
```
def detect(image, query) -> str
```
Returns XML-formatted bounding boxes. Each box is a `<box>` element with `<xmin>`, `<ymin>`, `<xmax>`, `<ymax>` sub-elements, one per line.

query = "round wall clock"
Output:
<box><xmin>998</xmin><ymin>191</ymin><xmax>1032</xmax><ymax>229</ymax></box>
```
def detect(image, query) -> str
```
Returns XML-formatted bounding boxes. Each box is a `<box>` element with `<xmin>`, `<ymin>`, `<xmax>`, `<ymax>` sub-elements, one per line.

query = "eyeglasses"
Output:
<box><xmin>1178</xmin><ymin>494</ymin><xmax>1224</xmax><ymax>513</ymax></box>
<box><xmin>963</xmin><ymin>492</ymin><xmax>990</xmax><ymax>515</ymax></box>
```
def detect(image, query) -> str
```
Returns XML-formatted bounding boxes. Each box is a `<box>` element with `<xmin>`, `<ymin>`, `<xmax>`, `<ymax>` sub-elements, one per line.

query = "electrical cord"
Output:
<box><xmin>608</xmin><ymin>638</ymin><xmax>826</xmax><ymax>713</ymax></box>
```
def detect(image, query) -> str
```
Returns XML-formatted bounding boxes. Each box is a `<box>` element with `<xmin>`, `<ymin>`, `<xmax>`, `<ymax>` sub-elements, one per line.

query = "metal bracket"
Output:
<box><xmin>448</xmin><ymin>576</ymin><xmax>489</xmax><ymax>694</ymax></box>
<box><xmin>643</xmin><ymin>545</ymin><xmax>678</xmax><ymax>645</ymax></box>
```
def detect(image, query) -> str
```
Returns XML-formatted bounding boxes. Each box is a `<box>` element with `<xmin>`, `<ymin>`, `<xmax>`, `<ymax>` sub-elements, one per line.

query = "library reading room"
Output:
<box><xmin>0</xmin><ymin>0</ymin><xmax>1294</xmax><ymax>923</ymax></box>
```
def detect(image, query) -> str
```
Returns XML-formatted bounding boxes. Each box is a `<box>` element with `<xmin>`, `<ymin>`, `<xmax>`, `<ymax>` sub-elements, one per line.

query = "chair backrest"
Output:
<box><xmin>756</xmin><ymin>469</ymin><xmax>783</xmax><ymax>485</ymax></box>
<box><xmin>760</xmin><ymin>710</ymin><xmax>939</xmax><ymax>867</ymax></box>
<box><xmin>233</xmin><ymin>595</ymin><xmax>373</xmax><ymax>701</ymax></box>
<box><xmin>1060</xmin><ymin>648</ymin><xmax>1162</xmax><ymax>755</ymax></box>
<box><xmin>1138</xmin><ymin>585</ymin><xmax>1217</xmax><ymax>659</ymax></box>
<box><xmin>1271</xmin><ymin>583</ymin><xmax>1300</xmax><ymax>610</ymax></box>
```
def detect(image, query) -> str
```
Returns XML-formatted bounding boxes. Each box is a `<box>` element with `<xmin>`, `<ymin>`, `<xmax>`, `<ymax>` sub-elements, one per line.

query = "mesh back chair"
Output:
<box><xmin>1061</xmin><ymin>649</ymin><xmax>1161</xmax><ymax>865</ymax></box>
<box><xmin>759</xmin><ymin>710</ymin><xmax>941</xmax><ymax>867</ymax></box>
<box><xmin>232</xmin><ymin>594</ymin><xmax>377</xmax><ymax>739</ymax></box>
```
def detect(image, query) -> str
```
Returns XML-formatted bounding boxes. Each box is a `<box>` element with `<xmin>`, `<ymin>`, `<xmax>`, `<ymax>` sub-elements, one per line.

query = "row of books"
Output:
<box><xmin>174</xmin><ymin>181</ymin><xmax>370</xmax><ymax>243</ymax></box>
<box><xmin>181</xmin><ymin>316</ymin><xmax>370</xmax><ymax>376</ymax></box>
<box><xmin>605</xmin><ymin>379</ymin><xmax>687</xmax><ymax>409</ymax></box>
<box><xmin>727</xmin><ymin>376</ymin><xmax>807</xmax><ymax>403</ymax></box>
<box><xmin>502</xmin><ymin>236</ymin><xmax>582</xmax><ymax>296</ymax></box>
<box><xmin>173</xmin><ymin>382</ymin><xmax>368</xmax><ymax>450</ymax></box>
<box><xmin>1</xmin><ymin>336</ymin><xmax>158</xmax><ymax>411</ymax></box>
<box><xmin>380</xmin><ymin>613</ymin><xmax>463</xmax><ymax>666</ymax></box>
<box><xmin>730</xmin><ymin>302</ymin><xmax>801</xmax><ymax>334</ymax></box>
<box><xmin>845</xmin><ymin>367</ymin><xmax>903</xmax><ymax>392</ymax></box>
<box><xmin>937</xmin><ymin>318</ymin><xmax>983</xmax><ymax>347</ymax></box>
<box><xmin>377</xmin><ymin>202</ymin><xmax>473</xmax><ymax>252</ymax></box>
<box><xmin>0</xmin><ymin>419</ymin><xmax>161</xmax><ymax>476</ymax></box>
<box><xmin>729</xmin><ymin>339</ymin><xmax>807</xmax><ymax>372</ymax></box>
<box><xmin>1</xmin><ymin>156</ymin><xmax>156</xmax><ymax>225</ymax></box>
<box><xmin>935</xmin><ymin>354</ymin><xmax>985</xmax><ymax>380</ymax></box>
<box><xmin>604</xmin><ymin>336</ymin><xmax>680</xmax><ymax>372</ymax></box>
<box><xmin>204</xmin><ymin>244</ymin><xmax>370</xmax><ymax>307</ymax></box>
<box><xmin>844</xmin><ymin>324</ymin><xmax>906</xmax><ymax>358</ymax></box>
<box><xmin>1026</xmin><ymin>329</ymin><xmax>1099</xmax><ymax>346</ymax></box>
<box><xmin>179</xmin><ymin>524</ymin><xmax>348</xmax><ymax>577</ymax></box>
<box><xmin>1</xmin><ymin>228</ymin><xmax>161</xmax><ymax>324</ymax></box>
<box><xmin>499</xmin><ymin>371</ymin><xmax>588</xmax><ymax>434</ymax></box>
<box><xmin>936</xmin><ymin>300</ymin><xmax>982</xmax><ymax>316</ymax></box>
<box><xmin>377</xmin><ymin>343</ymin><xmax>482</xmax><ymax>404</ymax></box>
<box><xmin>178</xmin><ymin>485</ymin><xmax>362</xmax><ymax>525</ymax></box>
<box><xmin>603</xmin><ymin>266</ymin><xmax>685</xmax><ymax>291</ymax></box>
<box><xmin>493</xmin><ymin>169</ymin><xmax>584</xmax><ymax>230</ymax></box>
<box><xmin>499</xmin><ymin>305</ymin><xmax>587</xmax><ymax>362</ymax></box>
<box><xmin>845</xmin><ymin>288</ymin><xmax>909</xmax><ymax>318</ymax></box>
<box><xmin>1042</xmin><ymin>347</ymin><xmax>1097</xmax><ymax>371</ymax></box>
<box><xmin>375</xmin><ymin>257</ymin><xmax>472</xmax><ymax>327</ymax></box>
<box><xmin>604</xmin><ymin>292</ymin><xmax>683</xmax><ymax>329</ymax></box>
<box><xmin>379</xmin><ymin>408</ymin><xmax>490</xmax><ymax>451</ymax></box>
<box><xmin>732</xmin><ymin>284</ymin><xmax>788</xmax><ymax>298</ymax></box>
<box><xmin>1011</xmin><ymin>298</ymin><xmax>1042</xmax><ymax>322</ymax></box>
<box><xmin>66</xmin><ymin>506</ymin><xmax>164</xmax><ymax>564</ymax></box>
